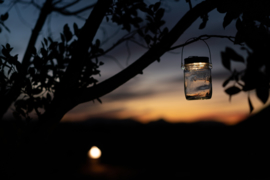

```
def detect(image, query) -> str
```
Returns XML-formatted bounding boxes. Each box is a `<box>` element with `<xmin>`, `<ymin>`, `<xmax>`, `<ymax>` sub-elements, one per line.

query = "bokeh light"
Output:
<box><xmin>88</xmin><ymin>146</ymin><xmax>101</xmax><ymax>159</ymax></box>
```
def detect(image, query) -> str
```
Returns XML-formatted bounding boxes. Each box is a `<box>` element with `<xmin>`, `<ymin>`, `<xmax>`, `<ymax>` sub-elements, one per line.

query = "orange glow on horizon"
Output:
<box><xmin>61</xmin><ymin>79</ymin><xmax>270</xmax><ymax>125</ymax></box>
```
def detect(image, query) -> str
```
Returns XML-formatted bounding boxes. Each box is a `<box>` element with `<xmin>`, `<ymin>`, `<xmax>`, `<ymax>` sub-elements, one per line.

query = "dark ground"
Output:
<box><xmin>0</xmin><ymin>106</ymin><xmax>269</xmax><ymax>180</ymax></box>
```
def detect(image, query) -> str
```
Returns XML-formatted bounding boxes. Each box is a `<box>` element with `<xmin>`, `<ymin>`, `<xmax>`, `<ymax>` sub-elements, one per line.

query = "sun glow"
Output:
<box><xmin>88</xmin><ymin>146</ymin><xmax>102</xmax><ymax>159</ymax></box>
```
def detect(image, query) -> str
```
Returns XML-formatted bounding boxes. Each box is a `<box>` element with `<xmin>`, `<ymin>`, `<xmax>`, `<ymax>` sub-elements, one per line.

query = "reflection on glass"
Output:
<box><xmin>184</xmin><ymin>62</ymin><xmax>212</xmax><ymax>100</ymax></box>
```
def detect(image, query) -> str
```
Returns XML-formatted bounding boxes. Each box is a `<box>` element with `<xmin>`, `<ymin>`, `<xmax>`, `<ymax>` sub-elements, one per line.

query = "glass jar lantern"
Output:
<box><xmin>181</xmin><ymin>40</ymin><xmax>212</xmax><ymax>100</ymax></box>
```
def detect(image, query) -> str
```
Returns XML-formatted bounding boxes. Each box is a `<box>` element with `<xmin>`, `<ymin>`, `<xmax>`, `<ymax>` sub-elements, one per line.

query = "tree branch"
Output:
<box><xmin>77</xmin><ymin>1</ymin><xmax>216</xmax><ymax>104</ymax></box>
<box><xmin>21</xmin><ymin>0</ymin><xmax>53</xmax><ymax>69</ymax></box>
<box><xmin>169</xmin><ymin>34</ymin><xmax>236</xmax><ymax>51</ymax></box>
<box><xmin>55</xmin><ymin>0</ymin><xmax>79</xmax><ymax>9</ymax></box>
<box><xmin>52</xmin><ymin>2</ymin><xmax>96</xmax><ymax>16</ymax></box>
<box><xmin>92</xmin><ymin>32</ymin><xmax>137</xmax><ymax>60</ymax></box>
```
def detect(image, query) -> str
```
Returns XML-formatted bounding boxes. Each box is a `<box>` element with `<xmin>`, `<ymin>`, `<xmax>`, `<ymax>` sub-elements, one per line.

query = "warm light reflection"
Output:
<box><xmin>185</xmin><ymin>62</ymin><xmax>211</xmax><ymax>70</ymax></box>
<box><xmin>88</xmin><ymin>146</ymin><xmax>101</xmax><ymax>159</ymax></box>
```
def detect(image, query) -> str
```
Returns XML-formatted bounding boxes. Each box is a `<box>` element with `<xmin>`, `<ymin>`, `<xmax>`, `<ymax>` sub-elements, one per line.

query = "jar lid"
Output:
<box><xmin>184</xmin><ymin>56</ymin><xmax>209</xmax><ymax>64</ymax></box>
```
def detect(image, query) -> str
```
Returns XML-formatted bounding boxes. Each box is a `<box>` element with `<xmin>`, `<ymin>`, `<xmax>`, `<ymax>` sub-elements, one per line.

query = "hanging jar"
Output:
<box><xmin>181</xmin><ymin>39</ymin><xmax>212</xmax><ymax>100</ymax></box>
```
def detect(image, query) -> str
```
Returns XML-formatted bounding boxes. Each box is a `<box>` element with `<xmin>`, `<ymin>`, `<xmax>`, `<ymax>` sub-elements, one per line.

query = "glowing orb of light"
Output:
<box><xmin>88</xmin><ymin>146</ymin><xmax>101</xmax><ymax>159</ymax></box>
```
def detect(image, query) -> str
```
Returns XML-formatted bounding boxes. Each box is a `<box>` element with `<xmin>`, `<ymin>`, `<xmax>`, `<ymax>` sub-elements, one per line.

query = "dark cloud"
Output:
<box><xmin>212</xmin><ymin>70</ymin><xmax>231</xmax><ymax>80</ymax></box>
<box><xmin>103</xmin><ymin>90</ymin><xmax>157</xmax><ymax>102</ymax></box>
<box><xmin>196</xmin><ymin>84</ymin><xmax>211</xmax><ymax>91</ymax></box>
<box><xmin>163</xmin><ymin>70</ymin><xmax>231</xmax><ymax>85</ymax></box>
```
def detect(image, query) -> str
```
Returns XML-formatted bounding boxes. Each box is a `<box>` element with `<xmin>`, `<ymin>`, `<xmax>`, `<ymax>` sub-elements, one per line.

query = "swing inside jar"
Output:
<box><xmin>184</xmin><ymin>62</ymin><xmax>212</xmax><ymax>100</ymax></box>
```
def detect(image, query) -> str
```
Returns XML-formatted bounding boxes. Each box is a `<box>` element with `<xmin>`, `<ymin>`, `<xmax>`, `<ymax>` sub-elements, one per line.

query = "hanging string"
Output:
<box><xmin>181</xmin><ymin>37</ymin><xmax>212</xmax><ymax>69</ymax></box>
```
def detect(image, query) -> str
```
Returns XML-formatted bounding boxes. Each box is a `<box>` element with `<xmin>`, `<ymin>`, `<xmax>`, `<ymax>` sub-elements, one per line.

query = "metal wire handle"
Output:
<box><xmin>181</xmin><ymin>38</ymin><xmax>212</xmax><ymax>70</ymax></box>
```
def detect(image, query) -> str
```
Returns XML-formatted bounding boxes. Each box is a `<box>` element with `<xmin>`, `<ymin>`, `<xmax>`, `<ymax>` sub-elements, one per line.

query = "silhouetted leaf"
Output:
<box><xmin>144</xmin><ymin>35</ymin><xmax>152</xmax><ymax>44</ymax></box>
<box><xmin>217</xmin><ymin>6</ymin><xmax>226</xmax><ymax>14</ymax></box>
<box><xmin>221</xmin><ymin>52</ymin><xmax>231</xmax><ymax>71</ymax></box>
<box><xmin>15</xmin><ymin>99</ymin><xmax>27</xmax><ymax>110</ymax></box>
<box><xmin>159</xmin><ymin>27</ymin><xmax>168</xmax><ymax>39</ymax></box>
<box><xmin>149</xmin><ymin>25</ymin><xmax>157</xmax><ymax>34</ymax></box>
<box><xmin>222</xmin><ymin>77</ymin><xmax>231</xmax><ymax>87</ymax></box>
<box><xmin>60</xmin><ymin>33</ymin><xmax>65</xmax><ymax>42</ymax></box>
<box><xmin>133</xmin><ymin>17</ymin><xmax>143</xmax><ymax>24</ymax></box>
<box><xmin>32</xmin><ymin>88</ymin><xmax>43</xmax><ymax>95</ymax></box>
<box><xmin>28</xmin><ymin>67</ymin><xmax>35</xmax><ymax>76</ymax></box>
<box><xmin>248</xmin><ymin>96</ymin><xmax>253</xmax><ymax>113</ymax></box>
<box><xmin>225</xmin><ymin>47</ymin><xmax>245</xmax><ymax>63</ymax></box>
<box><xmin>242</xmin><ymin>80</ymin><xmax>256</xmax><ymax>91</ymax></box>
<box><xmin>73</xmin><ymin>23</ymin><xmax>79</xmax><ymax>37</ymax></box>
<box><xmin>63</xmin><ymin>24</ymin><xmax>72</xmax><ymax>42</ymax></box>
<box><xmin>123</xmin><ymin>23</ymin><xmax>131</xmax><ymax>32</ymax></box>
<box><xmin>149</xmin><ymin>4</ymin><xmax>154</xmax><ymax>11</ymax></box>
<box><xmin>155</xmin><ymin>8</ymin><xmax>164</xmax><ymax>21</ymax></box>
<box><xmin>199</xmin><ymin>14</ymin><xmax>208</xmax><ymax>29</ymax></box>
<box><xmin>41</xmin><ymin>47</ymin><xmax>47</xmax><ymax>57</ymax></box>
<box><xmin>10</xmin><ymin>72</ymin><xmax>18</xmax><ymax>82</ymax></box>
<box><xmin>153</xmin><ymin>2</ymin><xmax>161</xmax><ymax>11</ymax></box>
<box><xmin>223</xmin><ymin>12</ymin><xmax>234</xmax><ymax>29</ymax></box>
<box><xmin>146</xmin><ymin>15</ymin><xmax>154</xmax><ymax>23</ymax></box>
<box><xmin>199</xmin><ymin>21</ymin><xmax>207</xmax><ymax>29</ymax></box>
<box><xmin>27</xmin><ymin>99</ymin><xmax>33</xmax><ymax>113</ymax></box>
<box><xmin>13</xmin><ymin>111</ymin><xmax>22</xmax><ymax>121</ymax></box>
<box><xmin>1</xmin><ymin>12</ymin><xmax>8</xmax><ymax>21</ymax></box>
<box><xmin>225</xmin><ymin>86</ymin><xmax>241</xmax><ymax>95</ymax></box>
<box><xmin>8</xmin><ymin>67</ymin><xmax>12</xmax><ymax>75</ymax></box>
<box><xmin>97</xmin><ymin>98</ymin><xmax>102</xmax><ymax>104</ymax></box>
<box><xmin>236</xmin><ymin>18</ymin><xmax>243</xmax><ymax>31</ymax></box>
<box><xmin>48</xmin><ymin>37</ymin><xmax>53</xmax><ymax>43</ymax></box>
<box><xmin>137</xmin><ymin>29</ymin><xmax>144</xmax><ymax>37</ymax></box>
<box><xmin>234</xmin><ymin>31</ymin><xmax>244</xmax><ymax>44</ymax></box>
<box><xmin>256</xmin><ymin>87</ymin><xmax>269</xmax><ymax>104</ymax></box>
<box><xmin>32</xmin><ymin>47</ymin><xmax>37</xmax><ymax>55</ymax></box>
<box><xmin>47</xmin><ymin>93</ymin><xmax>51</xmax><ymax>102</ymax></box>
<box><xmin>44</xmin><ymin>38</ymin><xmax>48</xmax><ymax>46</ymax></box>
<box><xmin>96</xmin><ymin>39</ymin><xmax>100</xmax><ymax>48</ymax></box>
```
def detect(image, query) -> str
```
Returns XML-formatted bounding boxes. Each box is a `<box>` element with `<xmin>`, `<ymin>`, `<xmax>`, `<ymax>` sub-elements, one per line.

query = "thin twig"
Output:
<box><xmin>126</xmin><ymin>40</ymin><xmax>131</xmax><ymax>66</ymax></box>
<box><xmin>52</xmin><ymin>3</ymin><xmax>96</xmax><ymax>15</ymax></box>
<box><xmin>14</xmin><ymin>4</ymin><xmax>32</xmax><ymax>29</ymax></box>
<box><xmin>102</xmin><ymin>54</ymin><xmax>124</xmax><ymax>69</ymax></box>
<box><xmin>56</xmin><ymin>0</ymin><xmax>79</xmax><ymax>9</ymax></box>
<box><xmin>52</xmin><ymin>0</ymin><xmax>62</xmax><ymax>6</ymax></box>
<box><xmin>129</xmin><ymin>39</ymin><xmax>148</xmax><ymax>49</ymax></box>
<box><xmin>187</xmin><ymin>0</ymin><xmax>192</xmax><ymax>9</ymax></box>
<box><xmin>92</xmin><ymin>33</ymin><xmax>136</xmax><ymax>59</ymax></box>
<box><xmin>101</xmin><ymin>27</ymin><xmax>121</xmax><ymax>45</ymax></box>
<box><xmin>31</xmin><ymin>0</ymin><xmax>41</xmax><ymax>9</ymax></box>
<box><xmin>169</xmin><ymin>34</ymin><xmax>236</xmax><ymax>51</ymax></box>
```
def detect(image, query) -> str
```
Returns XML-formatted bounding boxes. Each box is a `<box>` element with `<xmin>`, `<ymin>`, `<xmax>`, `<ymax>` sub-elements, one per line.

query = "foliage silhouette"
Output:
<box><xmin>0</xmin><ymin>0</ymin><xmax>9</xmax><ymax>33</ymax></box>
<box><xmin>215</xmin><ymin>0</ymin><xmax>270</xmax><ymax>111</ymax></box>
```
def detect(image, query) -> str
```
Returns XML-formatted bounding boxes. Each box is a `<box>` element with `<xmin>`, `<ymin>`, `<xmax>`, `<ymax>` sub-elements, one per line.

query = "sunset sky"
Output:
<box><xmin>1</xmin><ymin>0</ymin><xmax>269</xmax><ymax>125</ymax></box>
